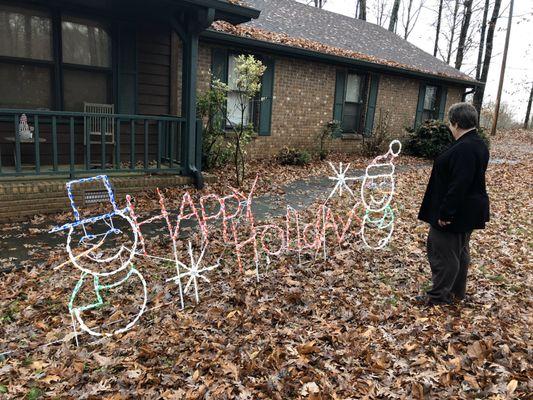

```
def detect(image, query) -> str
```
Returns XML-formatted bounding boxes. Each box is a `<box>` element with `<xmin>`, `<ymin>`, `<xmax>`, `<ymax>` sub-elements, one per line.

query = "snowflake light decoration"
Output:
<box><xmin>166</xmin><ymin>241</ymin><xmax>220</xmax><ymax>305</ymax></box>
<box><xmin>325</xmin><ymin>162</ymin><xmax>359</xmax><ymax>203</ymax></box>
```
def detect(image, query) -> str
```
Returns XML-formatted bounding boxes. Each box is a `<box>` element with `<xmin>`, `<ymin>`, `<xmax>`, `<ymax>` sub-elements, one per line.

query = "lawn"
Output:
<box><xmin>0</xmin><ymin>130</ymin><xmax>531</xmax><ymax>399</ymax></box>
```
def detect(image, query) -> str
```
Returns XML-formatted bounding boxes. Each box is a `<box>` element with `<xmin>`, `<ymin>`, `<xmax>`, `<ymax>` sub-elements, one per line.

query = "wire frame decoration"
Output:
<box><xmin>47</xmin><ymin>141</ymin><xmax>402</xmax><ymax>344</ymax></box>
<box><xmin>50</xmin><ymin>175</ymin><xmax>147</xmax><ymax>344</ymax></box>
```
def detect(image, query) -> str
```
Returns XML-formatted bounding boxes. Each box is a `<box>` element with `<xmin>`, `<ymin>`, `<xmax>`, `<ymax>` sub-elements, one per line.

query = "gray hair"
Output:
<box><xmin>448</xmin><ymin>102</ymin><xmax>478</xmax><ymax>129</ymax></box>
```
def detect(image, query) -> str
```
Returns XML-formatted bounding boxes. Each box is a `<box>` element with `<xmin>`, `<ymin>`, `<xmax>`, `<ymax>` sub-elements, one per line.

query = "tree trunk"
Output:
<box><xmin>523</xmin><ymin>84</ymin><xmax>533</xmax><ymax>130</ymax></box>
<box><xmin>388</xmin><ymin>0</ymin><xmax>400</xmax><ymax>32</ymax></box>
<box><xmin>403</xmin><ymin>0</ymin><xmax>414</xmax><ymax>39</ymax></box>
<box><xmin>313</xmin><ymin>0</ymin><xmax>326</xmax><ymax>8</ymax></box>
<box><xmin>476</xmin><ymin>0</ymin><xmax>490</xmax><ymax>81</ymax></box>
<box><xmin>454</xmin><ymin>0</ymin><xmax>473</xmax><ymax>70</ymax></box>
<box><xmin>358</xmin><ymin>0</ymin><xmax>367</xmax><ymax>20</ymax></box>
<box><xmin>433</xmin><ymin>0</ymin><xmax>444</xmax><ymax>57</ymax></box>
<box><xmin>473</xmin><ymin>0</ymin><xmax>503</xmax><ymax>113</ymax></box>
<box><xmin>446</xmin><ymin>0</ymin><xmax>460</xmax><ymax>64</ymax></box>
<box><xmin>490</xmin><ymin>0</ymin><xmax>514</xmax><ymax>136</ymax></box>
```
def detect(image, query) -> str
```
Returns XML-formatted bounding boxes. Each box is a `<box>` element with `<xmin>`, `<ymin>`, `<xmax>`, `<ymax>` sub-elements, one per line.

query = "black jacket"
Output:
<box><xmin>418</xmin><ymin>129</ymin><xmax>490</xmax><ymax>233</ymax></box>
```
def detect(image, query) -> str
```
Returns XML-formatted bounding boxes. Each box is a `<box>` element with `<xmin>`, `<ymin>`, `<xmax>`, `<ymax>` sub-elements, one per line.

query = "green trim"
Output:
<box><xmin>415</xmin><ymin>84</ymin><xmax>426</xmax><ymax>128</ymax></box>
<box><xmin>333</xmin><ymin>69</ymin><xmax>346</xmax><ymax>137</ymax></box>
<box><xmin>438</xmin><ymin>87</ymin><xmax>448</xmax><ymax>120</ymax></box>
<box><xmin>201</xmin><ymin>30</ymin><xmax>481</xmax><ymax>88</ymax></box>
<box><xmin>364</xmin><ymin>74</ymin><xmax>379</xmax><ymax>136</ymax></box>
<box><xmin>259</xmin><ymin>56</ymin><xmax>275</xmax><ymax>136</ymax></box>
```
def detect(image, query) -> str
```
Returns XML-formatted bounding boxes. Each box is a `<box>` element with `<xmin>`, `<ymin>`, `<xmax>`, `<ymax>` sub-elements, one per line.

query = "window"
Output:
<box><xmin>0</xmin><ymin>6</ymin><xmax>53</xmax><ymax>109</ymax></box>
<box><xmin>62</xmin><ymin>17</ymin><xmax>111</xmax><ymax>67</ymax></box>
<box><xmin>422</xmin><ymin>85</ymin><xmax>440</xmax><ymax>121</ymax></box>
<box><xmin>341</xmin><ymin>73</ymin><xmax>365</xmax><ymax>132</ymax></box>
<box><xmin>0</xmin><ymin>6</ymin><xmax>114</xmax><ymax>111</ymax></box>
<box><xmin>226</xmin><ymin>54</ymin><xmax>261</xmax><ymax>128</ymax></box>
<box><xmin>62</xmin><ymin>17</ymin><xmax>112</xmax><ymax>111</ymax></box>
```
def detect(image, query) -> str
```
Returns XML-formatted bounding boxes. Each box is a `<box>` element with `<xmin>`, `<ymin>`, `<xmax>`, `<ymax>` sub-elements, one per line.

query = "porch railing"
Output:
<box><xmin>0</xmin><ymin>109</ymin><xmax>187</xmax><ymax>178</ymax></box>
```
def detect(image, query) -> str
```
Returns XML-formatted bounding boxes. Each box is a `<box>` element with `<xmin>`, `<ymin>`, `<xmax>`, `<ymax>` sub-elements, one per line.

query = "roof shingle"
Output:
<box><xmin>211</xmin><ymin>0</ymin><xmax>476</xmax><ymax>83</ymax></box>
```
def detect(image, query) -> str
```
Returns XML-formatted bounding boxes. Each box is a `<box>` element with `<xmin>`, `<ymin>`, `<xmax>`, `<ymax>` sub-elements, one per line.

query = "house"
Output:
<box><xmin>0</xmin><ymin>0</ymin><xmax>478</xmax><ymax>221</ymax></box>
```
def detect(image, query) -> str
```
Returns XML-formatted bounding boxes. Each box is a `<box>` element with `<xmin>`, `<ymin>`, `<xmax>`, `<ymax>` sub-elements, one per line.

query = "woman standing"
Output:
<box><xmin>416</xmin><ymin>102</ymin><xmax>490</xmax><ymax>306</ymax></box>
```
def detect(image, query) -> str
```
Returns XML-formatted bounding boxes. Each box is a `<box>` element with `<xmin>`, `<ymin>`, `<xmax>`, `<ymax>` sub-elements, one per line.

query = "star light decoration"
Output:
<box><xmin>325</xmin><ymin>162</ymin><xmax>360</xmax><ymax>202</ymax></box>
<box><xmin>166</xmin><ymin>241</ymin><xmax>220</xmax><ymax>305</ymax></box>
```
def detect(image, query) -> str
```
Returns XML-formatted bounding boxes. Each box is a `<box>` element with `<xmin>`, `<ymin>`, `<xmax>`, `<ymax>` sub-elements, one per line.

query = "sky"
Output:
<box><xmin>295</xmin><ymin>0</ymin><xmax>533</xmax><ymax>122</ymax></box>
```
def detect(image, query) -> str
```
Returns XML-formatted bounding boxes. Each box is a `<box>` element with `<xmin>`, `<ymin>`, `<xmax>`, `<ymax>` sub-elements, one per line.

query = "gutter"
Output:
<box><xmin>201</xmin><ymin>30</ymin><xmax>483</xmax><ymax>88</ymax></box>
<box><xmin>179</xmin><ymin>0</ymin><xmax>261</xmax><ymax>19</ymax></box>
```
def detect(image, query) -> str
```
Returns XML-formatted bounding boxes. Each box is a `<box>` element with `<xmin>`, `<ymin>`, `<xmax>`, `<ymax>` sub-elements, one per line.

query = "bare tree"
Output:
<box><xmin>433</xmin><ymin>0</ymin><xmax>444</xmax><ymax>56</ymax></box>
<box><xmin>475</xmin><ymin>0</ymin><xmax>490</xmax><ymax>80</ymax></box>
<box><xmin>473</xmin><ymin>0</ymin><xmax>502</xmax><ymax>113</ymax></box>
<box><xmin>357</xmin><ymin>0</ymin><xmax>367</xmax><ymax>20</ymax></box>
<box><xmin>445</xmin><ymin>0</ymin><xmax>460</xmax><ymax>64</ymax></box>
<box><xmin>308</xmin><ymin>0</ymin><xmax>327</xmax><ymax>7</ymax></box>
<box><xmin>389</xmin><ymin>0</ymin><xmax>401</xmax><ymax>32</ymax></box>
<box><xmin>374</xmin><ymin>0</ymin><xmax>389</xmax><ymax>27</ymax></box>
<box><xmin>454</xmin><ymin>0</ymin><xmax>473</xmax><ymax>69</ymax></box>
<box><xmin>401</xmin><ymin>0</ymin><xmax>425</xmax><ymax>40</ymax></box>
<box><xmin>524</xmin><ymin>83</ymin><xmax>533</xmax><ymax>129</ymax></box>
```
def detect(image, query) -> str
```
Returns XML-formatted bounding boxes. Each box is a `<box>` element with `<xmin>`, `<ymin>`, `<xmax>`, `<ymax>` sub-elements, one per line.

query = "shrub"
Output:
<box><xmin>404</xmin><ymin>120</ymin><xmax>490</xmax><ymax>159</ymax></box>
<box><xmin>276</xmin><ymin>147</ymin><xmax>311</xmax><ymax>166</ymax></box>
<box><xmin>404</xmin><ymin>120</ymin><xmax>452</xmax><ymax>159</ymax></box>
<box><xmin>316</xmin><ymin>120</ymin><xmax>341</xmax><ymax>160</ymax></box>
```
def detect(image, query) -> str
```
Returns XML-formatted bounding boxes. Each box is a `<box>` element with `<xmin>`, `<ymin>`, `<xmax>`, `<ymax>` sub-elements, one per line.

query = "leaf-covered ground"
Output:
<box><xmin>0</xmin><ymin>130</ymin><xmax>531</xmax><ymax>399</ymax></box>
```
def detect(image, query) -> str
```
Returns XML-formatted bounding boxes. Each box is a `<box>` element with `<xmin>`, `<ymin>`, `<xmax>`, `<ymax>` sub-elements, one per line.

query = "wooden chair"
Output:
<box><xmin>83</xmin><ymin>102</ymin><xmax>115</xmax><ymax>167</ymax></box>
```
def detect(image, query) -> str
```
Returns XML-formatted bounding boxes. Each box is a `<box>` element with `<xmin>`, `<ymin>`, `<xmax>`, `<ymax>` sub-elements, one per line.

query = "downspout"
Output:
<box><xmin>173</xmin><ymin>7</ymin><xmax>215</xmax><ymax>189</ymax></box>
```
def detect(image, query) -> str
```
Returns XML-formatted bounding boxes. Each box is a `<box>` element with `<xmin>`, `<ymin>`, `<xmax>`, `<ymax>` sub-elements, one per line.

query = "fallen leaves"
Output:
<box><xmin>0</xmin><ymin>131</ymin><xmax>531</xmax><ymax>398</ymax></box>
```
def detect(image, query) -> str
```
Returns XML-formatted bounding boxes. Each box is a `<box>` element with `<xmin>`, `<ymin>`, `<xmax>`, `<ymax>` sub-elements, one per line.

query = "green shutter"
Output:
<box><xmin>333</xmin><ymin>69</ymin><xmax>346</xmax><ymax>137</ymax></box>
<box><xmin>117</xmin><ymin>25</ymin><xmax>137</xmax><ymax>114</ymax></box>
<box><xmin>259</xmin><ymin>57</ymin><xmax>275</xmax><ymax>136</ymax></box>
<box><xmin>438</xmin><ymin>86</ymin><xmax>448</xmax><ymax>121</ymax></box>
<box><xmin>211</xmin><ymin>47</ymin><xmax>228</xmax><ymax>83</ymax></box>
<box><xmin>415</xmin><ymin>84</ymin><xmax>426</xmax><ymax>128</ymax></box>
<box><xmin>364</xmin><ymin>74</ymin><xmax>380</xmax><ymax>136</ymax></box>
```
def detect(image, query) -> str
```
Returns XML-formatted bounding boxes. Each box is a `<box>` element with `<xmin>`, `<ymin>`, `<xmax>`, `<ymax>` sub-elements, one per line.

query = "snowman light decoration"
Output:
<box><xmin>360</xmin><ymin>140</ymin><xmax>402</xmax><ymax>249</ymax></box>
<box><xmin>51</xmin><ymin>175</ymin><xmax>147</xmax><ymax>344</ymax></box>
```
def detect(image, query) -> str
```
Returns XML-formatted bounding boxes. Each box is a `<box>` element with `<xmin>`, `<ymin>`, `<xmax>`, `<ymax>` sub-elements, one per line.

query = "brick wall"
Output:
<box><xmin>194</xmin><ymin>42</ymin><xmax>468</xmax><ymax>158</ymax></box>
<box><xmin>0</xmin><ymin>174</ymin><xmax>216</xmax><ymax>223</ymax></box>
<box><xmin>374</xmin><ymin>74</ymin><xmax>420</xmax><ymax>136</ymax></box>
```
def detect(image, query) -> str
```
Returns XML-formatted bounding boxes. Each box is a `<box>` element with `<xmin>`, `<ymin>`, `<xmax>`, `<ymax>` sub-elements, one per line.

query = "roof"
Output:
<box><xmin>208</xmin><ymin>0</ymin><xmax>477</xmax><ymax>85</ymax></box>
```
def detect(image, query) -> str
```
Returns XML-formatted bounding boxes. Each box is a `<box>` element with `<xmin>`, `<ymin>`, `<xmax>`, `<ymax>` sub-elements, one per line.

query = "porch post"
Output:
<box><xmin>176</xmin><ymin>7</ymin><xmax>214</xmax><ymax>189</ymax></box>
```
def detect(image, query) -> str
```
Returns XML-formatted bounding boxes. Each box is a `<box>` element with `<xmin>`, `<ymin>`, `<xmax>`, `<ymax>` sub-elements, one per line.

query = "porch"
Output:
<box><xmin>0</xmin><ymin>109</ymin><xmax>193</xmax><ymax>178</ymax></box>
<box><xmin>0</xmin><ymin>0</ymin><xmax>260</xmax><ymax>184</ymax></box>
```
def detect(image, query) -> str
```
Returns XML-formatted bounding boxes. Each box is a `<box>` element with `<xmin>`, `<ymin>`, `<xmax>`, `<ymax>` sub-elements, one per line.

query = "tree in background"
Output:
<box><xmin>356</xmin><ymin>0</ymin><xmax>367</xmax><ymax>20</ymax></box>
<box><xmin>523</xmin><ymin>84</ymin><xmax>532</xmax><ymax>130</ymax></box>
<box><xmin>475</xmin><ymin>0</ymin><xmax>490</xmax><ymax>80</ymax></box>
<box><xmin>400</xmin><ymin>0</ymin><xmax>426</xmax><ymax>39</ymax></box>
<box><xmin>473</xmin><ymin>0</ymin><xmax>502</xmax><ymax>113</ymax></box>
<box><xmin>454</xmin><ymin>0</ymin><xmax>473</xmax><ymax>69</ymax></box>
<box><xmin>388</xmin><ymin>0</ymin><xmax>401</xmax><ymax>32</ymax></box>
<box><xmin>480</xmin><ymin>101</ymin><xmax>518</xmax><ymax>130</ymax></box>
<box><xmin>433</xmin><ymin>0</ymin><xmax>444</xmax><ymax>56</ymax></box>
<box><xmin>309</xmin><ymin>0</ymin><xmax>327</xmax><ymax>8</ymax></box>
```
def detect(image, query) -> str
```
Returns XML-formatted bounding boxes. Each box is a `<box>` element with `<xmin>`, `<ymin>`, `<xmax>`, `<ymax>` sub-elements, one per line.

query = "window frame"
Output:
<box><xmin>60</xmin><ymin>14</ymin><xmax>113</xmax><ymax>111</ymax></box>
<box><xmin>421</xmin><ymin>84</ymin><xmax>441</xmax><ymax>121</ymax></box>
<box><xmin>0</xmin><ymin>3</ymin><xmax>55</xmax><ymax>109</ymax></box>
<box><xmin>224</xmin><ymin>52</ymin><xmax>261</xmax><ymax>131</ymax></box>
<box><xmin>341</xmin><ymin>70</ymin><xmax>369</xmax><ymax>134</ymax></box>
<box><xmin>0</xmin><ymin>3</ymin><xmax>115</xmax><ymax>111</ymax></box>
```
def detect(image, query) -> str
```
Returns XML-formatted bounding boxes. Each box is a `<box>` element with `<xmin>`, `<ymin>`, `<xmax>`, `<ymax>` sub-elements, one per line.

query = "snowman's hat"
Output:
<box><xmin>50</xmin><ymin>175</ymin><xmax>129</xmax><ymax>233</ymax></box>
<box><xmin>364</xmin><ymin>140</ymin><xmax>402</xmax><ymax>178</ymax></box>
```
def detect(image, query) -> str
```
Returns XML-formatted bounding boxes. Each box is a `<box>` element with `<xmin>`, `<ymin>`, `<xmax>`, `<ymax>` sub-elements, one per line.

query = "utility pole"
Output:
<box><xmin>490</xmin><ymin>0</ymin><xmax>514</xmax><ymax>136</ymax></box>
<box><xmin>524</xmin><ymin>83</ymin><xmax>533</xmax><ymax>130</ymax></box>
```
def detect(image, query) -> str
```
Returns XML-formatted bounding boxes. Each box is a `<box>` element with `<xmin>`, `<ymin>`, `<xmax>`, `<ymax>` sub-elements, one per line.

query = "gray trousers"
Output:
<box><xmin>426</xmin><ymin>226</ymin><xmax>472</xmax><ymax>303</ymax></box>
